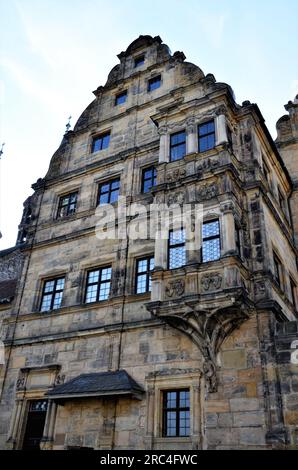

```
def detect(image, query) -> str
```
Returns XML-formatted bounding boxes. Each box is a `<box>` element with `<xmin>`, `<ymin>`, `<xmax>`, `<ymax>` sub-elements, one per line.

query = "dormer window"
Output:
<box><xmin>115</xmin><ymin>91</ymin><xmax>127</xmax><ymax>106</ymax></box>
<box><xmin>134</xmin><ymin>55</ymin><xmax>145</xmax><ymax>67</ymax></box>
<box><xmin>148</xmin><ymin>75</ymin><xmax>161</xmax><ymax>92</ymax></box>
<box><xmin>91</xmin><ymin>132</ymin><xmax>110</xmax><ymax>153</ymax></box>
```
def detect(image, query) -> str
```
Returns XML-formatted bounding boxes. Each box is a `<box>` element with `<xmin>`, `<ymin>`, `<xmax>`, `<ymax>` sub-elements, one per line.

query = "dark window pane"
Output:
<box><xmin>163</xmin><ymin>389</ymin><xmax>190</xmax><ymax>437</ymax></box>
<box><xmin>57</xmin><ymin>192</ymin><xmax>78</xmax><ymax>218</ymax></box>
<box><xmin>148</xmin><ymin>76</ymin><xmax>161</xmax><ymax>92</ymax></box>
<box><xmin>92</xmin><ymin>132</ymin><xmax>110</xmax><ymax>152</ymax></box>
<box><xmin>98</xmin><ymin>179</ymin><xmax>120</xmax><ymax>205</ymax></box>
<box><xmin>198</xmin><ymin>121</ymin><xmax>215</xmax><ymax>152</ymax></box>
<box><xmin>170</xmin><ymin>144</ymin><xmax>186</xmax><ymax>161</ymax></box>
<box><xmin>134</xmin><ymin>55</ymin><xmax>145</xmax><ymax>67</ymax></box>
<box><xmin>115</xmin><ymin>91</ymin><xmax>127</xmax><ymax>106</ymax></box>
<box><xmin>142</xmin><ymin>167</ymin><xmax>156</xmax><ymax>193</ymax></box>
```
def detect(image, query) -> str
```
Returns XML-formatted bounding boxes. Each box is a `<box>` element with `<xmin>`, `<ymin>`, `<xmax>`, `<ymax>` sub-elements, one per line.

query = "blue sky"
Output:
<box><xmin>0</xmin><ymin>0</ymin><xmax>297</xmax><ymax>249</ymax></box>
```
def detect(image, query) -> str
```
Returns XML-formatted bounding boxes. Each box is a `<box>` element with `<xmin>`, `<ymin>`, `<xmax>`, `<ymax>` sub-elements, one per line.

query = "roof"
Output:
<box><xmin>0</xmin><ymin>279</ymin><xmax>17</xmax><ymax>304</ymax></box>
<box><xmin>46</xmin><ymin>370</ymin><xmax>144</xmax><ymax>401</ymax></box>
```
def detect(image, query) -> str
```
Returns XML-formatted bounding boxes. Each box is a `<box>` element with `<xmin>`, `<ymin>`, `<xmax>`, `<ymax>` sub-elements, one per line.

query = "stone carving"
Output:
<box><xmin>166</xmin><ymin>168</ymin><xmax>186</xmax><ymax>183</ymax></box>
<box><xmin>201</xmin><ymin>273</ymin><xmax>222</xmax><ymax>291</ymax></box>
<box><xmin>165</xmin><ymin>279</ymin><xmax>185</xmax><ymax>298</ymax></box>
<box><xmin>55</xmin><ymin>374</ymin><xmax>65</xmax><ymax>386</ymax></box>
<box><xmin>196</xmin><ymin>182</ymin><xmax>219</xmax><ymax>201</ymax></box>
<box><xmin>203</xmin><ymin>360</ymin><xmax>218</xmax><ymax>393</ymax></box>
<box><xmin>197</xmin><ymin>158</ymin><xmax>219</xmax><ymax>175</ymax></box>
<box><xmin>167</xmin><ymin>191</ymin><xmax>185</xmax><ymax>206</ymax></box>
<box><xmin>0</xmin><ymin>250</ymin><xmax>24</xmax><ymax>282</ymax></box>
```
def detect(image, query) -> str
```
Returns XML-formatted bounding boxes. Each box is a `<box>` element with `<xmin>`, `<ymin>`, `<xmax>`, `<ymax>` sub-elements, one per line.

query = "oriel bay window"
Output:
<box><xmin>170</xmin><ymin>131</ymin><xmax>186</xmax><ymax>161</ymax></box>
<box><xmin>57</xmin><ymin>192</ymin><xmax>78</xmax><ymax>218</ymax></box>
<box><xmin>92</xmin><ymin>131</ymin><xmax>110</xmax><ymax>153</ymax></box>
<box><xmin>198</xmin><ymin>120</ymin><xmax>215</xmax><ymax>152</ymax></box>
<box><xmin>202</xmin><ymin>219</ymin><xmax>221</xmax><ymax>262</ymax></box>
<box><xmin>85</xmin><ymin>266</ymin><xmax>112</xmax><ymax>303</ymax></box>
<box><xmin>136</xmin><ymin>256</ymin><xmax>154</xmax><ymax>293</ymax></box>
<box><xmin>40</xmin><ymin>277</ymin><xmax>65</xmax><ymax>312</ymax></box>
<box><xmin>98</xmin><ymin>178</ymin><xmax>120</xmax><ymax>205</ymax></box>
<box><xmin>142</xmin><ymin>166</ymin><xmax>157</xmax><ymax>193</ymax></box>
<box><xmin>168</xmin><ymin>229</ymin><xmax>186</xmax><ymax>269</ymax></box>
<box><xmin>162</xmin><ymin>389</ymin><xmax>190</xmax><ymax>437</ymax></box>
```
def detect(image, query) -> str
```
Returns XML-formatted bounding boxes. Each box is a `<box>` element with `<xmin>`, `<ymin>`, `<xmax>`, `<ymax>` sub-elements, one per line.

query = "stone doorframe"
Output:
<box><xmin>6</xmin><ymin>364</ymin><xmax>62</xmax><ymax>450</ymax></box>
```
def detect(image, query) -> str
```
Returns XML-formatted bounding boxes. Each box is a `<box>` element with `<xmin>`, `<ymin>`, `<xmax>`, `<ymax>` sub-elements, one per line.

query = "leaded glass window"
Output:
<box><xmin>202</xmin><ymin>220</ymin><xmax>220</xmax><ymax>262</ymax></box>
<box><xmin>57</xmin><ymin>192</ymin><xmax>78</xmax><ymax>218</ymax></box>
<box><xmin>85</xmin><ymin>267</ymin><xmax>112</xmax><ymax>303</ymax></box>
<box><xmin>40</xmin><ymin>277</ymin><xmax>65</xmax><ymax>312</ymax></box>
<box><xmin>136</xmin><ymin>257</ymin><xmax>154</xmax><ymax>294</ymax></box>
<box><xmin>168</xmin><ymin>229</ymin><xmax>186</xmax><ymax>269</ymax></box>
<box><xmin>162</xmin><ymin>389</ymin><xmax>190</xmax><ymax>437</ymax></box>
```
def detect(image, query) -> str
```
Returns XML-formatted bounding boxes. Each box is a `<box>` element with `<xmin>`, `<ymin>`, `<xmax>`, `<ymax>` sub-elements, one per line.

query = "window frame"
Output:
<box><xmin>162</xmin><ymin>389</ymin><xmax>190</xmax><ymax>438</ymax></box>
<box><xmin>290</xmin><ymin>276</ymin><xmax>297</xmax><ymax>311</ymax></box>
<box><xmin>134</xmin><ymin>55</ymin><xmax>145</xmax><ymax>68</ymax></box>
<box><xmin>148</xmin><ymin>75</ymin><xmax>161</xmax><ymax>92</ymax></box>
<box><xmin>201</xmin><ymin>219</ymin><xmax>221</xmax><ymax>263</ymax></box>
<box><xmin>91</xmin><ymin>131</ymin><xmax>111</xmax><ymax>153</ymax></box>
<box><xmin>97</xmin><ymin>178</ymin><xmax>120</xmax><ymax>206</ymax></box>
<box><xmin>170</xmin><ymin>130</ymin><xmax>186</xmax><ymax>162</ymax></box>
<box><xmin>40</xmin><ymin>277</ymin><xmax>65</xmax><ymax>312</ymax></box>
<box><xmin>168</xmin><ymin>228</ymin><xmax>186</xmax><ymax>270</ymax></box>
<box><xmin>115</xmin><ymin>90</ymin><xmax>127</xmax><ymax>106</ymax></box>
<box><xmin>273</xmin><ymin>251</ymin><xmax>283</xmax><ymax>289</ymax></box>
<box><xmin>84</xmin><ymin>266</ymin><xmax>112</xmax><ymax>304</ymax></box>
<box><xmin>135</xmin><ymin>256</ymin><xmax>154</xmax><ymax>294</ymax></box>
<box><xmin>141</xmin><ymin>166</ymin><xmax>157</xmax><ymax>193</ymax></box>
<box><xmin>198</xmin><ymin>120</ymin><xmax>216</xmax><ymax>153</ymax></box>
<box><xmin>56</xmin><ymin>192</ymin><xmax>78</xmax><ymax>219</ymax></box>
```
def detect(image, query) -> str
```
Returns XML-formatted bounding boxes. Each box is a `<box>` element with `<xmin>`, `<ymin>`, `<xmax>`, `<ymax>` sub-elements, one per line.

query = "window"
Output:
<box><xmin>57</xmin><ymin>192</ymin><xmax>78</xmax><ymax>218</ymax></box>
<box><xmin>115</xmin><ymin>91</ymin><xmax>127</xmax><ymax>106</ymax></box>
<box><xmin>227</xmin><ymin>126</ymin><xmax>233</xmax><ymax>149</ymax></box>
<box><xmin>198</xmin><ymin>120</ymin><xmax>215</xmax><ymax>152</ymax></box>
<box><xmin>202</xmin><ymin>219</ymin><xmax>220</xmax><ymax>262</ymax></box>
<box><xmin>162</xmin><ymin>389</ymin><xmax>190</xmax><ymax>437</ymax></box>
<box><xmin>40</xmin><ymin>277</ymin><xmax>65</xmax><ymax>312</ymax></box>
<box><xmin>262</xmin><ymin>158</ymin><xmax>270</xmax><ymax>185</ymax></box>
<box><xmin>290</xmin><ymin>277</ymin><xmax>297</xmax><ymax>311</ymax></box>
<box><xmin>142</xmin><ymin>166</ymin><xmax>157</xmax><ymax>193</ymax></box>
<box><xmin>92</xmin><ymin>132</ymin><xmax>110</xmax><ymax>153</ymax></box>
<box><xmin>170</xmin><ymin>131</ymin><xmax>186</xmax><ymax>161</ymax></box>
<box><xmin>134</xmin><ymin>55</ymin><xmax>145</xmax><ymax>67</ymax></box>
<box><xmin>136</xmin><ymin>256</ymin><xmax>154</xmax><ymax>294</ymax></box>
<box><xmin>235</xmin><ymin>224</ymin><xmax>241</xmax><ymax>255</ymax></box>
<box><xmin>148</xmin><ymin>75</ymin><xmax>161</xmax><ymax>92</ymax></box>
<box><xmin>85</xmin><ymin>266</ymin><xmax>112</xmax><ymax>303</ymax></box>
<box><xmin>168</xmin><ymin>229</ymin><xmax>186</xmax><ymax>269</ymax></box>
<box><xmin>273</xmin><ymin>252</ymin><xmax>283</xmax><ymax>288</ymax></box>
<box><xmin>98</xmin><ymin>178</ymin><xmax>120</xmax><ymax>205</ymax></box>
<box><xmin>278</xmin><ymin>187</ymin><xmax>287</xmax><ymax>214</ymax></box>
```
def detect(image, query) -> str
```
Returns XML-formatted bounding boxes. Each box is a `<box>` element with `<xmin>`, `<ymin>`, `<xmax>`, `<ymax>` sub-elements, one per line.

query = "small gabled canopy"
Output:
<box><xmin>46</xmin><ymin>370</ymin><xmax>144</xmax><ymax>402</ymax></box>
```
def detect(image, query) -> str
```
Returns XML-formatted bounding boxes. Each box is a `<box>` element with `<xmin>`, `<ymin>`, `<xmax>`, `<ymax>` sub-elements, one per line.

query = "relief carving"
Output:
<box><xmin>196</xmin><ymin>182</ymin><xmax>219</xmax><ymax>201</ymax></box>
<box><xmin>201</xmin><ymin>273</ymin><xmax>222</xmax><ymax>291</ymax></box>
<box><xmin>166</xmin><ymin>168</ymin><xmax>186</xmax><ymax>183</ymax></box>
<box><xmin>197</xmin><ymin>158</ymin><xmax>219</xmax><ymax>174</ymax></box>
<box><xmin>167</xmin><ymin>191</ymin><xmax>186</xmax><ymax>206</ymax></box>
<box><xmin>165</xmin><ymin>279</ymin><xmax>185</xmax><ymax>298</ymax></box>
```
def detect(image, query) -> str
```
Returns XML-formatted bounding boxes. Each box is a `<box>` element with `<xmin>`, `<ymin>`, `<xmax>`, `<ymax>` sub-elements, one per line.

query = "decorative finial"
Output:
<box><xmin>0</xmin><ymin>143</ymin><xmax>5</xmax><ymax>160</ymax></box>
<box><xmin>65</xmin><ymin>116</ymin><xmax>72</xmax><ymax>133</ymax></box>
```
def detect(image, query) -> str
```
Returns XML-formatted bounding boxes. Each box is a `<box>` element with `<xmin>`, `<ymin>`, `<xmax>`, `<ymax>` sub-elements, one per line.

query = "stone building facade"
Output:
<box><xmin>0</xmin><ymin>35</ymin><xmax>298</xmax><ymax>450</ymax></box>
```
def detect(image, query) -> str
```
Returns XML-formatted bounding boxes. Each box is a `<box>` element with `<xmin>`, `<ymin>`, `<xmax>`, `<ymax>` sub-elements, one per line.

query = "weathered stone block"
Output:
<box><xmin>221</xmin><ymin>350</ymin><xmax>247</xmax><ymax>369</ymax></box>
<box><xmin>230</xmin><ymin>398</ymin><xmax>260</xmax><ymax>412</ymax></box>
